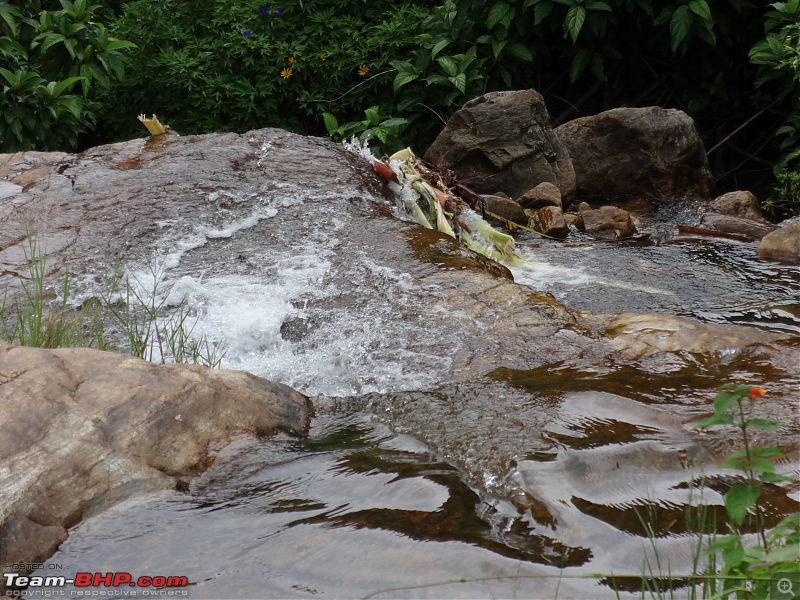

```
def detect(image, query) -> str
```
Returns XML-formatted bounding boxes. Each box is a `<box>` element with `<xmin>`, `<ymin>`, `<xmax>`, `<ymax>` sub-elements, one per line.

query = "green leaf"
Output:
<box><xmin>696</xmin><ymin>413</ymin><xmax>734</xmax><ymax>428</ymax></box>
<box><xmin>487</xmin><ymin>2</ymin><xmax>515</xmax><ymax>29</ymax></box>
<box><xmin>590</xmin><ymin>53</ymin><xmax>605</xmax><ymax>80</ymax></box>
<box><xmin>722</xmin><ymin>544</ymin><xmax>745</xmax><ymax>568</ymax></box>
<box><xmin>0</xmin><ymin>2</ymin><xmax>20</xmax><ymax>37</ymax></box>
<box><xmin>449</xmin><ymin>72</ymin><xmax>467</xmax><ymax>93</ymax></box>
<box><xmin>751</xmin><ymin>446</ymin><xmax>784</xmax><ymax>459</ymax></box>
<box><xmin>393</xmin><ymin>70</ymin><xmax>419</xmax><ymax>92</ymax></box>
<box><xmin>689</xmin><ymin>0</ymin><xmax>712</xmax><ymax>21</ymax></box>
<box><xmin>586</xmin><ymin>0</ymin><xmax>613</xmax><ymax>11</ymax></box>
<box><xmin>322</xmin><ymin>112</ymin><xmax>339</xmax><ymax>136</ymax></box>
<box><xmin>760</xmin><ymin>471</ymin><xmax>791</xmax><ymax>484</ymax></box>
<box><xmin>430</xmin><ymin>38</ymin><xmax>451</xmax><ymax>59</ymax></box>
<box><xmin>364</xmin><ymin>106</ymin><xmax>381</xmax><ymax>127</ymax></box>
<box><xmin>51</xmin><ymin>76</ymin><xmax>83</xmax><ymax>97</ymax></box>
<box><xmin>380</xmin><ymin>117</ymin><xmax>410</xmax><ymax>128</ymax></box>
<box><xmin>437</xmin><ymin>55</ymin><xmax>459</xmax><ymax>77</ymax></box>
<box><xmin>725</xmin><ymin>484</ymin><xmax>761</xmax><ymax>525</ymax></box>
<box><xmin>423</xmin><ymin>73</ymin><xmax>450</xmax><ymax>86</ymax></box>
<box><xmin>39</xmin><ymin>33</ymin><xmax>67</xmax><ymax>54</ymax></box>
<box><xmin>670</xmin><ymin>5</ymin><xmax>693</xmax><ymax>52</ymax></box>
<box><xmin>713</xmin><ymin>385</ymin><xmax>742</xmax><ymax>416</ymax></box>
<box><xmin>492</xmin><ymin>39</ymin><xmax>507</xmax><ymax>58</ymax></box>
<box><xmin>507</xmin><ymin>42</ymin><xmax>534</xmax><ymax>62</ymax></box>
<box><xmin>566</xmin><ymin>5</ymin><xmax>586</xmax><ymax>43</ymax></box>
<box><xmin>52</xmin><ymin>94</ymin><xmax>82</xmax><ymax>119</ymax></box>
<box><xmin>746</xmin><ymin>418</ymin><xmax>780</xmax><ymax>431</ymax></box>
<box><xmin>570</xmin><ymin>48</ymin><xmax>590</xmax><ymax>81</ymax></box>
<box><xmin>534</xmin><ymin>2</ymin><xmax>554</xmax><ymax>24</ymax></box>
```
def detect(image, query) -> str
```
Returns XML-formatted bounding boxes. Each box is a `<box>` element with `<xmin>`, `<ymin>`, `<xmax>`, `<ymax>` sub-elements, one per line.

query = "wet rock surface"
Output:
<box><xmin>581</xmin><ymin>205</ymin><xmax>637</xmax><ymax>239</ymax></box>
<box><xmin>528</xmin><ymin>205</ymin><xmax>569</xmax><ymax>239</ymax></box>
<box><xmin>758</xmin><ymin>220</ymin><xmax>800</xmax><ymax>263</ymax></box>
<box><xmin>699</xmin><ymin>212</ymin><xmax>777</xmax><ymax>239</ymax></box>
<box><xmin>0</xmin><ymin>341</ymin><xmax>310</xmax><ymax>587</ymax></box>
<box><xmin>0</xmin><ymin>128</ymin><xmax>797</xmax><ymax>591</ymax></box>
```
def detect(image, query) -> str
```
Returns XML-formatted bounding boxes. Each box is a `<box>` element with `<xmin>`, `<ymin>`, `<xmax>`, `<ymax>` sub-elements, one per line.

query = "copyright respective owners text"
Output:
<box><xmin>3</xmin><ymin>565</ymin><xmax>189</xmax><ymax>598</ymax></box>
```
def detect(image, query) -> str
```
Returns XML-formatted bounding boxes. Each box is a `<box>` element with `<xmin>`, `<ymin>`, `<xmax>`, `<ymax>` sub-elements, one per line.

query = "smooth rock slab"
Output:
<box><xmin>0</xmin><ymin>342</ymin><xmax>310</xmax><ymax>580</ymax></box>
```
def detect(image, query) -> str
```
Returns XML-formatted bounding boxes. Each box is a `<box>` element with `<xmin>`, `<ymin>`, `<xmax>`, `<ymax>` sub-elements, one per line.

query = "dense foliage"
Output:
<box><xmin>1</xmin><ymin>0</ymin><xmax>797</xmax><ymax>212</ymax></box>
<box><xmin>91</xmin><ymin>0</ymin><xmax>429</xmax><ymax>142</ymax></box>
<box><xmin>0</xmin><ymin>0</ymin><xmax>135</xmax><ymax>151</ymax></box>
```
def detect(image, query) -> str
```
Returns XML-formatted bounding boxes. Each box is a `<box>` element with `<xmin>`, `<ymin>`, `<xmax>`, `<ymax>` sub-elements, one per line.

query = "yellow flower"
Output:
<box><xmin>288</xmin><ymin>57</ymin><xmax>296</xmax><ymax>66</ymax></box>
<box><xmin>319</xmin><ymin>53</ymin><xmax>327</xmax><ymax>61</ymax></box>
<box><xmin>280</xmin><ymin>67</ymin><xmax>293</xmax><ymax>79</ymax></box>
<box><xmin>358</xmin><ymin>64</ymin><xmax>369</xmax><ymax>76</ymax></box>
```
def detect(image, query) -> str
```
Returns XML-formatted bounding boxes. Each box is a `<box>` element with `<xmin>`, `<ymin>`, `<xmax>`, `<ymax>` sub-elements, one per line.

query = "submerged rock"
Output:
<box><xmin>0</xmin><ymin>342</ymin><xmax>310</xmax><ymax>582</ymax></box>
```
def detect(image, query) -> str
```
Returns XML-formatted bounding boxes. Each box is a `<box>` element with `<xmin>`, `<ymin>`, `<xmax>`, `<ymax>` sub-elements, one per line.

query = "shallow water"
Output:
<box><xmin>28</xmin><ymin>136</ymin><xmax>800</xmax><ymax>599</ymax></box>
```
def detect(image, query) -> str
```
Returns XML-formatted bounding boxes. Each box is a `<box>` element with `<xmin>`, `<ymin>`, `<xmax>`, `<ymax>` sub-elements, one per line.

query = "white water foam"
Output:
<box><xmin>511</xmin><ymin>245</ymin><xmax>675</xmax><ymax>297</ymax></box>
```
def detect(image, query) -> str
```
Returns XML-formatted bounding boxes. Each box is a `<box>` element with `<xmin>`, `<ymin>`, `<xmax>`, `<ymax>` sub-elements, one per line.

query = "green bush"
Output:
<box><xmin>751</xmin><ymin>0</ymin><xmax>800</xmax><ymax>215</ymax></box>
<box><xmin>98</xmin><ymin>0</ymin><xmax>428</xmax><ymax>140</ymax></box>
<box><xmin>0</xmin><ymin>0</ymin><xmax>135</xmax><ymax>151</ymax></box>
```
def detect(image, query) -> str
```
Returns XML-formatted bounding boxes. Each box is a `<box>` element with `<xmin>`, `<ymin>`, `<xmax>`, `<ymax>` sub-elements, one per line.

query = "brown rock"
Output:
<box><xmin>699</xmin><ymin>213</ymin><xmax>777</xmax><ymax>240</ymax></box>
<box><xmin>581</xmin><ymin>206</ymin><xmax>637</xmax><ymax>239</ymax></box>
<box><xmin>0</xmin><ymin>342</ymin><xmax>311</xmax><ymax>579</ymax></box>
<box><xmin>555</xmin><ymin>107</ymin><xmax>713</xmax><ymax>201</ymax></box>
<box><xmin>757</xmin><ymin>221</ymin><xmax>800</xmax><ymax>264</ymax></box>
<box><xmin>564</xmin><ymin>213</ymin><xmax>582</xmax><ymax>229</ymax></box>
<box><xmin>518</xmin><ymin>182</ymin><xmax>563</xmax><ymax>210</ymax></box>
<box><xmin>529</xmin><ymin>206</ymin><xmax>569</xmax><ymax>239</ymax></box>
<box><xmin>483</xmin><ymin>193</ymin><xmax>528</xmax><ymax>226</ymax></box>
<box><xmin>708</xmin><ymin>190</ymin><xmax>766</xmax><ymax>222</ymax></box>
<box><xmin>424</xmin><ymin>90</ymin><xmax>575</xmax><ymax>200</ymax></box>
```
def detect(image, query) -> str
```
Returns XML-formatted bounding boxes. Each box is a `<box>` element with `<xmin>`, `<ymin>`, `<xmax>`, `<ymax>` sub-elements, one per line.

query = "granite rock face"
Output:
<box><xmin>0</xmin><ymin>342</ymin><xmax>310</xmax><ymax>584</ymax></box>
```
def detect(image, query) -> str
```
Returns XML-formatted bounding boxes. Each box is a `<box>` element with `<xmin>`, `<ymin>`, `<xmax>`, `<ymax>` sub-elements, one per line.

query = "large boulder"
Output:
<box><xmin>424</xmin><ymin>90</ymin><xmax>575</xmax><ymax>200</ymax></box>
<box><xmin>757</xmin><ymin>220</ymin><xmax>800</xmax><ymax>264</ymax></box>
<box><xmin>0</xmin><ymin>342</ymin><xmax>310</xmax><ymax>578</ymax></box>
<box><xmin>555</xmin><ymin>107</ymin><xmax>713</xmax><ymax>201</ymax></box>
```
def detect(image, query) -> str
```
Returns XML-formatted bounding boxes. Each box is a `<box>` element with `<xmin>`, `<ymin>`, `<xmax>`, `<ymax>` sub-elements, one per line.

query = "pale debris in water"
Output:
<box><xmin>137</xmin><ymin>114</ymin><xmax>173</xmax><ymax>137</ymax></box>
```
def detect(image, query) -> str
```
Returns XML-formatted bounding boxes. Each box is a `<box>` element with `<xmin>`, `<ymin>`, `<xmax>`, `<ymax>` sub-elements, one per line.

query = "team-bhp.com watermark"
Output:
<box><xmin>3</xmin><ymin>570</ymin><xmax>189</xmax><ymax>597</ymax></box>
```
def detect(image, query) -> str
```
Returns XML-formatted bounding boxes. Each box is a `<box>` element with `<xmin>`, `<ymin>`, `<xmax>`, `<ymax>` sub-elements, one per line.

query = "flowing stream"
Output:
<box><xmin>28</xmin><ymin>133</ymin><xmax>800</xmax><ymax>599</ymax></box>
